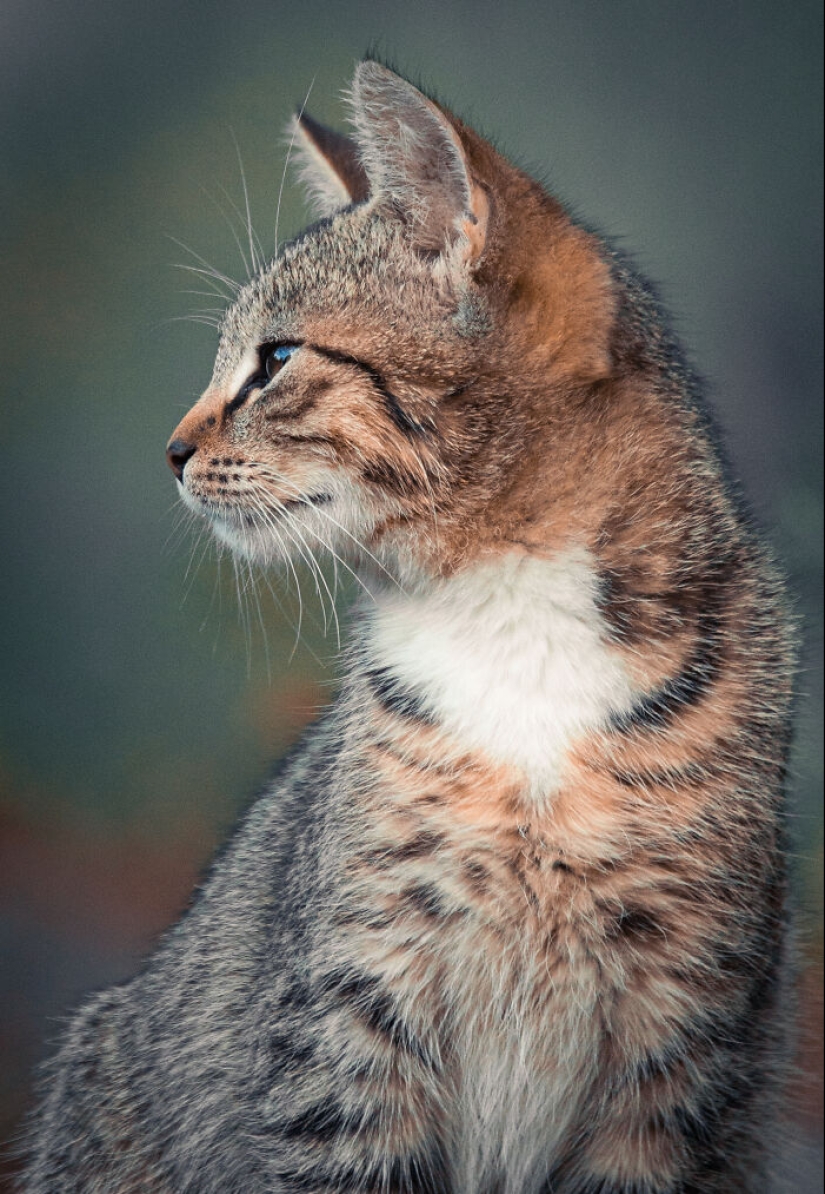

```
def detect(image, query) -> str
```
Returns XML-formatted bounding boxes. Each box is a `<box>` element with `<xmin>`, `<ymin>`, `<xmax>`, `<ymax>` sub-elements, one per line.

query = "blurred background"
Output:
<box><xmin>0</xmin><ymin>0</ymin><xmax>821</xmax><ymax>1186</ymax></box>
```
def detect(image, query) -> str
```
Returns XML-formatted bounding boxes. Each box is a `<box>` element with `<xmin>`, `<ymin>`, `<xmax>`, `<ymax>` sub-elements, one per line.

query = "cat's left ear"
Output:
<box><xmin>349</xmin><ymin>62</ymin><xmax>489</xmax><ymax>267</ymax></box>
<box><xmin>289</xmin><ymin>111</ymin><xmax>370</xmax><ymax>219</ymax></box>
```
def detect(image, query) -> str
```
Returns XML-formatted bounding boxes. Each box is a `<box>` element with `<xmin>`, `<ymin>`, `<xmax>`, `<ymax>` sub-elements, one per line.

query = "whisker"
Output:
<box><xmin>229</xmin><ymin>551</ymin><xmax>247</xmax><ymax>671</ymax></box>
<box><xmin>247</xmin><ymin>476</ymin><xmax>371</xmax><ymax>618</ymax></box>
<box><xmin>228</xmin><ymin>127</ymin><xmax>264</xmax><ymax>276</ymax></box>
<box><xmin>161</xmin><ymin>315</ymin><xmax>223</xmax><ymax>330</ymax></box>
<box><xmin>280</xmin><ymin>509</ymin><xmax>341</xmax><ymax>649</ymax></box>
<box><xmin>227</xmin><ymin>495</ymin><xmax>321</xmax><ymax>662</ymax></box>
<box><xmin>246</xmin><ymin>556</ymin><xmax>272</xmax><ymax>680</ymax></box>
<box><xmin>261</xmin><ymin>496</ymin><xmax>337</xmax><ymax>639</ymax></box>
<box><xmin>198</xmin><ymin>183</ymin><xmax>252</xmax><ymax>280</ymax></box>
<box><xmin>252</xmin><ymin>465</ymin><xmax>404</xmax><ymax>595</ymax></box>
<box><xmin>237</xmin><ymin>548</ymin><xmax>256</xmax><ymax>674</ymax></box>
<box><xmin>275</xmin><ymin>76</ymin><xmax>316</xmax><ymax>254</ymax></box>
<box><xmin>178</xmin><ymin>289</ymin><xmax>230</xmax><ymax>306</ymax></box>
<box><xmin>271</xmin><ymin>511</ymin><xmax>330</xmax><ymax>632</ymax></box>
<box><xmin>170</xmin><ymin>264</ymin><xmax>235</xmax><ymax>302</ymax></box>
<box><xmin>185</xmin><ymin>305</ymin><xmax>226</xmax><ymax>318</ymax></box>
<box><xmin>181</xmin><ymin>523</ymin><xmax>215</xmax><ymax>605</ymax></box>
<box><xmin>248</xmin><ymin>487</ymin><xmax>339</xmax><ymax>651</ymax></box>
<box><xmin>163</xmin><ymin>504</ymin><xmax>199</xmax><ymax>555</ymax></box>
<box><xmin>244</xmin><ymin>490</ymin><xmax>306</xmax><ymax>658</ymax></box>
<box><xmin>167</xmin><ymin>236</ymin><xmax>240</xmax><ymax>295</ymax></box>
<box><xmin>256</xmin><ymin>561</ymin><xmax>328</xmax><ymax>670</ymax></box>
<box><xmin>201</xmin><ymin>547</ymin><xmax>224</xmax><ymax>636</ymax></box>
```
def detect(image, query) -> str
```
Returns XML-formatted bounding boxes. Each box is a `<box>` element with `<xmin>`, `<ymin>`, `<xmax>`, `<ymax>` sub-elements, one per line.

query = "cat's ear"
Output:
<box><xmin>289</xmin><ymin>111</ymin><xmax>370</xmax><ymax>219</ymax></box>
<box><xmin>349</xmin><ymin>61</ymin><xmax>489</xmax><ymax>267</ymax></box>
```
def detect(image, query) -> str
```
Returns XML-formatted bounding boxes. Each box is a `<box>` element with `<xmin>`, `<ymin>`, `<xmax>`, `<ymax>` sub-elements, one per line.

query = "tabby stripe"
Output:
<box><xmin>263</xmin><ymin>392</ymin><xmax>322</xmax><ymax>422</ymax></box>
<box><xmin>311</xmin><ymin>345</ymin><xmax>431</xmax><ymax>437</ymax></box>
<box><xmin>280</xmin><ymin>1099</ymin><xmax>353</xmax><ymax>1143</ymax></box>
<box><xmin>610</xmin><ymin>762</ymin><xmax>706</xmax><ymax>789</ymax></box>
<box><xmin>358</xmin><ymin>992</ymin><xmax>436</xmax><ymax>1065</ymax></box>
<box><xmin>388</xmin><ymin>830</ymin><xmax>445</xmax><ymax>861</ymax></box>
<box><xmin>317</xmin><ymin>969</ymin><xmax>437</xmax><ymax>1067</ymax></box>
<box><xmin>624</xmin><ymin>1041</ymin><xmax>685</xmax><ymax>1088</ymax></box>
<box><xmin>367</xmin><ymin>666</ymin><xmax>435</xmax><ymax>724</ymax></box>
<box><xmin>611</xmin><ymin>611</ymin><xmax>724</xmax><ymax>733</ymax></box>
<box><xmin>360</xmin><ymin>458</ymin><xmax>429</xmax><ymax>495</ymax></box>
<box><xmin>402</xmin><ymin>881</ymin><xmax>464</xmax><ymax>922</ymax></box>
<box><xmin>599</xmin><ymin>903</ymin><xmax>664</xmax><ymax>942</ymax></box>
<box><xmin>266</xmin><ymin>1031</ymin><xmax>316</xmax><ymax>1070</ymax></box>
<box><xmin>266</xmin><ymin>430</ymin><xmax>343</xmax><ymax>450</ymax></box>
<box><xmin>356</xmin><ymin>832</ymin><xmax>445</xmax><ymax>871</ymax></box>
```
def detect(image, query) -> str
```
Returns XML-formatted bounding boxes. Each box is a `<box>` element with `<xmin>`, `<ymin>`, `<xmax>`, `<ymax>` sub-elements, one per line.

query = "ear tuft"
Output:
<box><xmin>348</xmin><ymin>61</ymin><xmax>488</xmax><ymax>264</ymax></box>
<box><xmin>288</xmin><ymin>111</ymin><xmax>369</xmax><ymax>219</ymax></box>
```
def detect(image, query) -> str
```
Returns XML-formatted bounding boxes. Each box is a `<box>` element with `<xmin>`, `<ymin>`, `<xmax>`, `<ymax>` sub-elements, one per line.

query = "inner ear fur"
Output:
<box><xmin>349</xmin><ymin>61</ymin><xmax>489</xmax><ymax>265</ymax></box>
<box><xmin>290</xmin><ymin>111</ymin><xmax>370</xmax><ymax>219</ymax></box>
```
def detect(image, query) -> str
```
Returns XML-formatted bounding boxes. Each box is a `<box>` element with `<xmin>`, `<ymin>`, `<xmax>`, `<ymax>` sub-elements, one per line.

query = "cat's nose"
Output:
<box><xmin>166</xmin><ymin>438</ymin><xmax>197</xmax><ymax>482</ymax></box>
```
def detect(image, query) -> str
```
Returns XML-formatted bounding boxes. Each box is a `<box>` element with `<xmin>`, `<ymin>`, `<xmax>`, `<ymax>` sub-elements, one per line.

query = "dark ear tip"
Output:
<box><xmin>294</xmin><ymin>110</ymin><xmax>323</xmax><ymax>140</ymax></box>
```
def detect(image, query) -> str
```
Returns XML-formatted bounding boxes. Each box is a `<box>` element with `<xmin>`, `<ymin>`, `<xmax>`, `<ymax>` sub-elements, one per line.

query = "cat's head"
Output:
<box><xmin>167</xmin><ymin>62</ymin><xmax>618</xmax><ymax>584</ymax></box>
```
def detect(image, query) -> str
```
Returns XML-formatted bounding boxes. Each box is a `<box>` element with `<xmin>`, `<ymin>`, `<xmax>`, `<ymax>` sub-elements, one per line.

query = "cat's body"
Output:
<box><xmin>20</xmin><ymin>63</ymin><xmax>795</xmax><ymax>1193</ymax></box>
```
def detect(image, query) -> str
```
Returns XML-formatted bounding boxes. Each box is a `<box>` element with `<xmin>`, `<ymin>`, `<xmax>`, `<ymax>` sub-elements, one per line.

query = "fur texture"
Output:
<box><xmin>19</xmin><ymin>61</ymin><xmax>796</xmax><ymax>1193</ymax></box>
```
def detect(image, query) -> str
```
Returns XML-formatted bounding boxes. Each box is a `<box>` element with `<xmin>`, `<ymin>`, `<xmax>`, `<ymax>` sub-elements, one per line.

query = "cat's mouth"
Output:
<box><xmin>183</xmin><ymin>489</ymin><xmax>333</xmax><ymax>524</ymax></box>
<box><xmin>181</xmin><ymin>488</ymin><xmax>336</xmax><ymax>564</ymax></box>
<box><xmin>234</xmin><ymin>492</ymin><xmax>334</xmax><ymax>524</ymax></box>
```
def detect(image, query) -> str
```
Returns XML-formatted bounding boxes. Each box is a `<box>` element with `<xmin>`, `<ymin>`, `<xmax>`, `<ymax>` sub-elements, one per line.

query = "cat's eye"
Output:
<box><xmin>264</xmin><ymin>343</ymin><xmax>300</xmax><ymax>380</ymax></box>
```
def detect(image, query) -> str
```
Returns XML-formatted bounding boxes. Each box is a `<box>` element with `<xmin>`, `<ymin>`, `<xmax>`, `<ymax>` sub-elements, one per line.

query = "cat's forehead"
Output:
<box><xmin>216</xmin><ymin>210</ymin><xmax>427</xmax><ymax>363</ymax></box>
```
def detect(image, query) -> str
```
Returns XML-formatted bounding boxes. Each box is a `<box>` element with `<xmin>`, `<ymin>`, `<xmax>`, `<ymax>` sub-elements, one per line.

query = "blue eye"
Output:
<box><xmin>264</xmin><ymin>343</ymin><xmax>299</xmax><ymax>380</ymax></box>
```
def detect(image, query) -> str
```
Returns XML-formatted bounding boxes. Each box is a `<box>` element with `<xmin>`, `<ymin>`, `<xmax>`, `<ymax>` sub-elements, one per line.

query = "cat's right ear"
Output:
<box><xmin>289</xmin><ymin>111</ymin><xmax>370</xmax><ymax>219</ymax></box>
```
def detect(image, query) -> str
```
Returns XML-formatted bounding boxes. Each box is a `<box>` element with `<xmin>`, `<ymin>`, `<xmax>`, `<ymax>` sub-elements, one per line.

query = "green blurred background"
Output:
<box><xmin>1</xmin><ymin>0</ymin><xmax>821</xmax><ymax>1185</ymax></box>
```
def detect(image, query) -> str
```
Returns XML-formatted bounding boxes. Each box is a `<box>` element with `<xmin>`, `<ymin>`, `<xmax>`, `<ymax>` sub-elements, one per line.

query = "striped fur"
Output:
<box><xmin>20</xmin><ymin>61</ymin><xmax>796</xmax><ymax>1193</ymax></box>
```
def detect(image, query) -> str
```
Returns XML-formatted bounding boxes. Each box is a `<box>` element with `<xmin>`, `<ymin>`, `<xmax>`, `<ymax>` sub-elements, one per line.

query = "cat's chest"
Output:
<box><xmin>416</xmin><ymin>849</ymin><xmax>602</xmax><ymax>1193</ymax></box>
<box><xmin>450</xmin><ymin>980</ymin><xmax>599</xmax><ymax>1193</ymax></box>
<box><xmin>362</xmin><ymin>548</ymin><xmax>639</xmax><ymax>801</ymax></box>
<box><xmin>343</xmin><ymin>785</ymin><xmax>605</xmax><ymax>1188</ymax></box>
<box><xmin>344</xmin><ymin>549</ymin><xmax>639</xmax><ymax>1185</ymax></box>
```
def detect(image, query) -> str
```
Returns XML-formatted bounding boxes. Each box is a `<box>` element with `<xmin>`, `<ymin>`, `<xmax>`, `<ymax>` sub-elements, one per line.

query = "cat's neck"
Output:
<box><xmin>356</xmin><ymin>547</ymin><xmax>640</xmax><ymax>801</ymax></box>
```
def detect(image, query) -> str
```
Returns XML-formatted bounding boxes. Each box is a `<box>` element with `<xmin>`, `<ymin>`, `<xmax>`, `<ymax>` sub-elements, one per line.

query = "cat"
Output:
<box><xmin>19</xmin><ymin>60</ymin><xmax>796</xmax><ymax>1193</ymax></box>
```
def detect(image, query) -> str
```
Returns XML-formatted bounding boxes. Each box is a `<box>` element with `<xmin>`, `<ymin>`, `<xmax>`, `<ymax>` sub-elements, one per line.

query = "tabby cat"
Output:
<box><xmin>21</xmin><ymin>61</ymin><xmax>796</xmax><ymax>1193</ymax></box>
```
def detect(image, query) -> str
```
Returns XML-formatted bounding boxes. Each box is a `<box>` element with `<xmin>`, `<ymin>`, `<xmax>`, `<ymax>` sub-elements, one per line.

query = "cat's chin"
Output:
<box><xmin>208</xmin><ymin>515</ymin><xmax>277</xmax><ymax>565</ymax></box>
<box><xmin>177</xmin><ymin>488</ymin><xmax>282</xmax><ymax>565</ymax></box>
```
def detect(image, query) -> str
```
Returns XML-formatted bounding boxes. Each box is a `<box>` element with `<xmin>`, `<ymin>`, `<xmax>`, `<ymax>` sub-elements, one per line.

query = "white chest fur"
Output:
<box><xmin>363</xmin><ymin>549</ymin><xmax>639</xmax><ymax>799</ymax></box>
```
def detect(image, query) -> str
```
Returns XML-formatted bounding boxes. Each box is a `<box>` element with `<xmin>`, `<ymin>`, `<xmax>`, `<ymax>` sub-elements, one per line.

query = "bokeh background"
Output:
<box><xmin>1</xmin><ymin>0</ymin><xmax>821</xmax><ymax>1186</ymax></box>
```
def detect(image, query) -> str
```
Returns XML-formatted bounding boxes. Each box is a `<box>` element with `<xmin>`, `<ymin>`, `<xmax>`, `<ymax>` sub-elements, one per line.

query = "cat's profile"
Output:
<box><xmin>20</xmin><ymin>61</ymin><xmax>795</xmax><ymax>1193</ymax></box>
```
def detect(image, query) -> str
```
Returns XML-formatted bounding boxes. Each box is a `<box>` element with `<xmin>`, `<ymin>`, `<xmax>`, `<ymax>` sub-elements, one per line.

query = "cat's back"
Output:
<box><xmin>21</xmin><ymin>722</ymin><xmax>344</xmax><ymax>1192</ymax></box>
